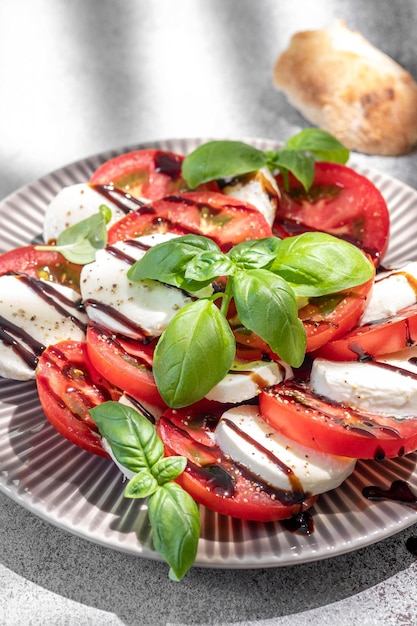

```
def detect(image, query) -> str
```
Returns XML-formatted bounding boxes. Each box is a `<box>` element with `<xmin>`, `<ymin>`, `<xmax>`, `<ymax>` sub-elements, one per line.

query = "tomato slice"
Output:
<box><xmin>89</xmin><ymin>149</ymin><xmax>186</xmax><ymax>201</ymax></box>
<box><xmin>36</xmin><ymin>341</ymin><xmax>120</xmax><ymax>456</ymax></box>
<box><xmin>157</xmin><ymin>406</ymin><xmax>317</xmax><ymax>522</ymax></box>
<box><xmin>274</xmin><ymin>162</ymin><xmax>390</xmax><ymax>265</ymax></box>
<box><xmin>301</xmin><ymin>275</ymin><xmax>375</xmax><ymax>352</ymax></box>
<box><xmin>86</xmin><ymin>322</ymin><xmax>165</xmax><ymax>407</ymax></box>
<box><xmin>0</xmin><ymin>245</ymin><xmax>82</xmax><ymax>290</ymax></box>
<box><xmin>260</xmin><ymin>380</ymin><xmax>417</xmax><ymax>460</ymax></box>
<box><xmin>316</xmin><ymin>303</ymin><xmax>417</xmax><ymax>361</ymax></box>
<box><xmin>108</xmin><ymin>191</ymin><xmax>272</xmax><ymax>250</ymax></box>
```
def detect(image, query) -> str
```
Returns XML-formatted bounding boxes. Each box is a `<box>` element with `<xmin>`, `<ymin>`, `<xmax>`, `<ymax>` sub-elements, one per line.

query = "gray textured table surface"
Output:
<box><xmin>1</xmin><ymin>1</ymin><xmax>417</xmax><ymax>625</ymax></box>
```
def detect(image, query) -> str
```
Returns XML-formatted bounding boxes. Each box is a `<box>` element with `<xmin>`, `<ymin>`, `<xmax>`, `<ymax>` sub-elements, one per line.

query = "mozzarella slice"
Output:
<box><xmin>222</xmin><ymin>166</ymin><xmax>280</xmax><ymax>226</ymax></box>
<box><xmin>43</xmin><ymin>183</ymin><xmax>142</xmax><ymax>243</ymax></box>
<box><xmin>215</xmin><ymin>405</ymin><xmax>356</xmax><ymax>495</ymax></box>
<box><xmin>360</xmin><ymin>262</ymin><xmax>417</xmax><ymax>325</ymax></box>
<box><xmin>204</xmin><ymin>359</ymin><xmax>290</xmax><ymax>403</ymax></box>
<box><xmin>80</xmin><ymin>233</ymin><xmax>204</xmax><ymax>338</ymax></box>
<box><xmin>310</xmin><ymin>350</ymin><xmax>417</xmax><ymax>417</ymax></box>
<box><xmin>0</xmin><ymin>274</ymin><xmax>87</xmax><ymax>380</ymax></box>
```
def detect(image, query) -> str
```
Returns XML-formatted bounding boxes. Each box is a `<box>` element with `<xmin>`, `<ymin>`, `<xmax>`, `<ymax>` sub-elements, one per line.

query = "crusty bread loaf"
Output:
<box><xmin>273</xmin><ymin>21</ymin><xmax>417</xmax><ymax>155</ymax></box>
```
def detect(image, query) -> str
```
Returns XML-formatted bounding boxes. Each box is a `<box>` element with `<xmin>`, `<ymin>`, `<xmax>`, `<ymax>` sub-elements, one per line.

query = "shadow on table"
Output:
<box><xmin>1</xmin><ymin>490</ymin><xmax>416</xmax><ymax>626</ymax></box>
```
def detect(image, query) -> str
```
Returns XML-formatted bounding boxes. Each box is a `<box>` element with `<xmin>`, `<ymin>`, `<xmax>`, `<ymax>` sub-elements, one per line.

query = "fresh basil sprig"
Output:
<box><xmin>181</xmin><ymin>129</ymin><xmax>349</xmax><ymax>191</ymax></box>
<box><xmin>37</xmin><ymin>204</ymin><xmax>112</xmax><ymax>264</ymax></box>
<box><xmin>90</xmin><ymin>401</ymin><xmax>200</xmax><ymax>581</ymax></box>
<box><xmin>128</xmin><ymin>232</ymin><xmax>373</xmax><ymax>408</ymax></box>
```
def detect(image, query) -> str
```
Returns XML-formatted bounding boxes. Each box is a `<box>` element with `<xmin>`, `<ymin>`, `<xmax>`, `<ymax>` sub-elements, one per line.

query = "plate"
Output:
<box><xmin>1</xmin><ymin>137</ymin><xmax>417</xmax><ymax>569</ymax></box>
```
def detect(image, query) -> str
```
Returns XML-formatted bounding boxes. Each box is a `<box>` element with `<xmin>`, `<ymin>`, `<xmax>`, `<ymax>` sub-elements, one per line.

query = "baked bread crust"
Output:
<box><xmin>273</xmin><ymin>21</ymin><xmax>417</xmax><ymax>155</ymax></box>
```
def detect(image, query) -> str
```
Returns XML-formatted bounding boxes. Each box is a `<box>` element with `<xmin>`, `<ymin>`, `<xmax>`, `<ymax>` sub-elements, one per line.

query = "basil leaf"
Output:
<box><xmin>185</xmin><ymin>250</ymin><xmax>234</xmax><ymax>283</ymax></box>
<box><xmin>124</xmin><ymin>471</ymin><xmax>159</xmax><ymax>499</ymax></box>
<box><xmin>182</xmin><ymin>141</ymin><xmax>268</xmax><ymax>189</ymax></box>
<box><xmin>148</xmin><ymin>482</ymin><xmax>200</xmax><ymax>582</ymax></box>
<box><xmin>228</xmin><ymin>237</ymin><xmax>283</xmax><ymax>269</ymax></box>
<box><xmin>128</xmin><ymin>234</ymin><xmax>219</xmax><ymax>291</ymax></box>
<box><xmin>90</xmin><ymin>402</ymin><xmax>164</xmax><ymax>473</ymax></box>
<box><xmin>37</xmin><ymin>205</ymin><xmax>111</xmax><ymax>264</ymax></box>
<box><xmin>232</xmin><ymin>269</ymin><xmax>306</xmax><ymax>367</ymax></box>
<box><xmin>285</xmin><ymin>129</ymin><xmax>350</xmax><ymax>164</ymax></box>
<box><xmin>269</xmin><ymin>232</ymin><xmax>374</xmax><ymax>296</ymax></box>
<box><xmin>266</xmin><ymin>149</ymin><xmax>315</xmax><ymax>191</ymax></box>
<box><xmin>151</xmin><ymin>456</ymin><xmax>188</xmax><ymax>485</ymax></box>
<box><xmin>153</xmin><ymin>299</ymin><xmax>235</xmax><ymax>407</ymax></box>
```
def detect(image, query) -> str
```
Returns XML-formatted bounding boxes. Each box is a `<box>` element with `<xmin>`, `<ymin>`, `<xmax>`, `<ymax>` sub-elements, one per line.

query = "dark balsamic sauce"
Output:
<box><xmin>362</xmin><ymin>480</ymin><xmax>417</xmax><ymax>507</ymax></box>
<box><xmin>282</xmin><ymin>511</ymin><xmax>314</xmax><ymax>535</ymax></box>
<box><xmin>154</xmin><ymin>152</ymin><xmax>183</xmax><ymax>179</ymax></box>
<box><xmin>362</xmin><ymin>480</ymin><xmax>417</xmax><ymax>559</ymax></box>
<box><xmin>91</xmin><ymin>184</ymin><xmax>152</xmax><ymax>213</ymax></box>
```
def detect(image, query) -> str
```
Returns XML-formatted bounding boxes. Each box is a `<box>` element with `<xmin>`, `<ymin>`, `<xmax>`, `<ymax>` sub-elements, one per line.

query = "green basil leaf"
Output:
<box><xmin>182</xmin><ymin>140</ymin><xmax>268</xmax><ymax>188</ymax></box>
<box><xmin>124</xmin><ymin>471</ymin><xmax>159</xmax><ymax>499</ymax></box>
<box><xmin>148</xmin><ymin>482</ymin><xmax>200</xmax><ymax>581</ymax></box>
<box><xmin>153</xmin><ymin>299</ymin><xmax>235</xmax><ymax>407</ymax></box>
<box><xmin>268</xmin><ymin>232</ymin><xmax>374</xmax><ymax>296</ymax></box>
<box><xmin>90</xmin><ymin>401</ymin><xmax>164</xmax><ymax>473</ymax></box>
<box><xmin>151</xmin><ymin>456</ymin><xmax>188</xmax><ymax>485</ymax></box>
<box><xmin>37</xmin><ymin>205</ymin><xmax>111</xmax><ymax>264</ymax></box>
<box><xmin>184</xmin><ymin>250</ymin><xmax>234</xmax><ymax>282</ymax></box>
<box><xmin>228</xmin><ymin>237</ymin><xmax>283</xmax><ymax>269</ymax></box>
<box><xmin>285</xmin><ymin>129</ymin><xmax>350</xmax><ymax>164</ymax></box>
<box><xmin>267</xmin><ymin>149</ymin><xmax>315</xmax><ymax>191</ymax></box>
<box><xmin>128</xmin><ymin>234</ymin><xmax>219</xmax><ymax>291</ymax></box>
<box><xmin>232</xmin><ymin>269</ymin><xmax>306</xmax><ymax>367</ymax></box>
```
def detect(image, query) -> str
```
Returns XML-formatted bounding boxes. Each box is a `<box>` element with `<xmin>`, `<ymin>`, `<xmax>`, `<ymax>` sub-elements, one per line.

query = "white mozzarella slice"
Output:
<box><xmin>222</xmin><ymin>166</ymin><xmax>280</xmax><ymax>227</ymax></box>
<box><xmin>360</xmin><ymin>262</ymin><xmax>417</xmax><ymax>325</ymax></box>
<box><xmin>310</xmin><ymin>351</ymin><xmax>417</xmax><ymax>417</ymax></box>
<box><xmin>42</xmin><ymin>183</ymin><xmax>139</xmax><ymax>243</ymax></box>
<box><xmin>0</xmin><ymin>274</ymin><xmax>87</xmax><ymax>380</ymax></box>
<box><xmin>205</xmin><ymin>360</ymin><xmax>290</xmax><ymax>403</ymax></box>
<box><xmin>118</xmin><ymin>392</ymin><xmax>165</xmax><ymax>422</ymax></box>
<box><xmin>215</xmin><ymin>405</ymin><xmax>356</xmax><ymax>495</ymax></box>
<box><xmin>80</xmin><ymin>233</ymin><xmax>198</xmax><ymax>338</ymax></box>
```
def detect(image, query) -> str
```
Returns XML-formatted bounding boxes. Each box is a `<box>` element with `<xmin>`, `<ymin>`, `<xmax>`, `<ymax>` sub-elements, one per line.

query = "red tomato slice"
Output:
<box><xmin>0</xmin><ymin>245</ymin><xmax>82</xmax><ymax>290</ymax></box>
<box><xmin>36</xmin><ymin>341</ymin><xmax>121</xmax><ymax>456</ymax></box>
<box><xmin>274</xmin><ymin>162</ymin><xmax>390</xmax><ymax>265</ymax></box>
<box><xmin>301</xmin><ymin>275</ymin><xmax>375</xmax><ymax>352</ymax></box>
<box><xmin>316</xmin><ymin>303</ymin><xmax>417</xmax><ymax>361</ymax></box>
<box><xmin>157</xmin><ymin>406</ymin><xmax>317</xmax><ymax>522</ymax></box>
<box><xmin>89</xmin><ymin>149</ymin><xmax>186</xmax><ymax>201</ymax></box>
<box><xmin>86</xmin><ymin>322</ymin><xmax>165</xmax><ymax>407</ymax></box>
<box><xmin>260</xmin><ymin>380</ymin><xmax>417</xmax><ymax>460</ymax></box>
<box><xmin>108</xmin><ymin>191</ymin><xmax>272</xmax><ymax>250</ymax></box>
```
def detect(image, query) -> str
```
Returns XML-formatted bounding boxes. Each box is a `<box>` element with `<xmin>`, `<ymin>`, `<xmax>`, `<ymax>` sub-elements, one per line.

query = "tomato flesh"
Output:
<box><xmin>316</xmin><ymin>303</ymin><xmax>417</xmax><ymax>361</ymax></box>
<box><xmin>0</xmin><ymin>245</ymin><xmax>82</xmax><ymax>290</ymax></box>
<box><xmin>157</xmin><ymin>406</ymin><xmax>317</xmax><ymax>522</ymax></box>
<box><xmin>274</xmin><ymin>162</ymin><xmax>390</xmax><ymax>265</ymax></box>
<box><xmin>260</xmin><ymin>380</ymin><xmax>417</xmax><ymax>460</ymax></box>
<box><xmin>108</xmin><ymin>191</ymin><xmax>272</xmax><ymax>250</ymax></box>
<box><xmin>89</xmin><ymin>149</ymin><xmax>186</xmax><ymax>201</ymax></box>
<box><xmin>36</xmin><ymin>341</ymin><xmax>120</xmax><ymax>456</ymax></box>
<box><xmin>86</xmin><ymin>322</ymin><xmax>165</xmax><ymax>407</ymax></box>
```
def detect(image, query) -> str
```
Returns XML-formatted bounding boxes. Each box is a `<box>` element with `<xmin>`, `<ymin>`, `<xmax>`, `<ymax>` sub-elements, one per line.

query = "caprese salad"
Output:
<box><xmin>1</xmin><ymin>129</ymin><xmax>416</xmax><ymax>581</ymax></box>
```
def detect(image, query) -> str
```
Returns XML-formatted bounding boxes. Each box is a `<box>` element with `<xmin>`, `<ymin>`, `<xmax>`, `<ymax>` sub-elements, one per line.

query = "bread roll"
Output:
<box><xmin>273</xmin><ymin>21</ymin><xmax>417</xmax><ymax>155</ymax></box>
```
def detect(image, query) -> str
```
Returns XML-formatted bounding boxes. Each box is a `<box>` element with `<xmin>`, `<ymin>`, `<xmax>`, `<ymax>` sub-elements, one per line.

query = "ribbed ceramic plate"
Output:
<box><xmin>1</xmin><ymin>138</ymin><xmax>417</xmax><ymax>569</ymax></box>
